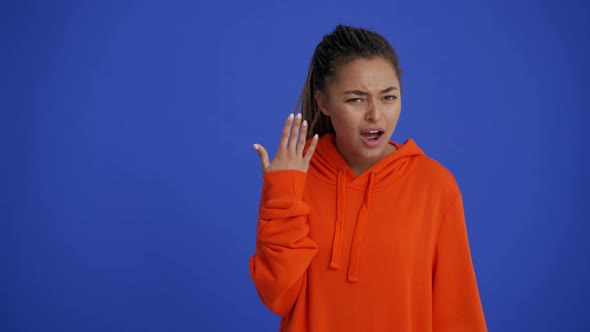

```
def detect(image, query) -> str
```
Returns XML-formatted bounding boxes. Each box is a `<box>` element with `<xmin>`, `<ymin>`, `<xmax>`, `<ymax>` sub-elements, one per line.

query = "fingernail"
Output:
<box><xmin>253</xmin><ymin>144</ymin><xmax>258</xmax><ymax>150</ymax></box>
<box><xmin>296</xmin><ymin>113</ymin><xmax>302</xmax><ymax>119</ymax></box>
<box><xmin>288</xmin><ymin>113</ymin><xmax>294</xmax><ymax>119</ymax></box>
<box><xmin>313</xmin><ymin>134</ymin><xmax>318</xmax><ymax>139</ymax></box>
<box><xmin>302</xmin><ymin>120</ymin><xmax>307</xmax><ymax>126</ymax></box>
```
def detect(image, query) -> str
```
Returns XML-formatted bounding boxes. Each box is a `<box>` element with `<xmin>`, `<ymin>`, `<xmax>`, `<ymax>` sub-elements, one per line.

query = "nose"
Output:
<box><xmin>365</xmin><ymin>99</ymin><xmax>383</xmax><ymax>122</ymax></box>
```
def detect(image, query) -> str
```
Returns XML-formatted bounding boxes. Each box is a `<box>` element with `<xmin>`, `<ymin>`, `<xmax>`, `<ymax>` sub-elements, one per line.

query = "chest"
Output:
<box><xmin>304</xmin><ymin>179</ymin><xmax>443</xmax><ymax>271</ymax></box>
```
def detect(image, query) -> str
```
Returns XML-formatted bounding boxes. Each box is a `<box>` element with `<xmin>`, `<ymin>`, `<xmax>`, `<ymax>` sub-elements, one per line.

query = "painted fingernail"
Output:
<box><xmin>296</xmin><ymin>113</ymin><xmax>302</xmax><ymax>119</ymax></box>
<box><xmin>302</xmin><ymin>120</ymin><xmax>308</xmax><ymax>127</ymax></box>
<box><xmin>253</xmin><ymin>144</ymin><xmax>259</xmax><ymax>150</ymax></box>
<box><xmin>288</xmin><ymin>113</ymin><xmax>294</xmax><ymax>119</ymax></box>
<box><xmin>313</xmin><ymin>134</ymin><xmax>319</xmax><ymax>139</ymax></box>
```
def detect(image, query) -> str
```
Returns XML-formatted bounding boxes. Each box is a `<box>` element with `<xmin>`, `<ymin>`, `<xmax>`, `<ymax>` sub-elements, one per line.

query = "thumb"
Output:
<box><xmin>253</xmin><ymin>144</ymin><xmax>270</xmax><ymax>173</ymax></box>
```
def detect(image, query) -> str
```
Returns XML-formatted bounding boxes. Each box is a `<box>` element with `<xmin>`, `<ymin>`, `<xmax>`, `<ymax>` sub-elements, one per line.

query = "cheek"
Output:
<box><xmin>386</xmin><ymin>103</ymin><xmax>402</xmax><ymax>120</ymax></box>
<box><xmin>330</xmin><ymin>108</ymin><xmax>361</xmax><ymax>130</ymax></box>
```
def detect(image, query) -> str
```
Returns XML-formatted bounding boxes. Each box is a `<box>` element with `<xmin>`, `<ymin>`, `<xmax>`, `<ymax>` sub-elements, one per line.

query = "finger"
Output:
<box><xmin>297</xmin><ymin>119</ymin><xmax>308</xmax><ymax>156</ymax></box>
<box><xmin>280</xmin><ymin>113</ymin><xmax>295</xmax><ymax>150</ymax></box>
<box><xmin>253</xmin><ymin>144</ymin><xmax>270</xmax><ymax>172</ymax></box>
<box><xmin>303</xmin><ymin>134</ymin><xmax>319</xmax><ymax>163</ymax></box>
<box><xmin>289</xmin><ymin>113</ymin><xmax>302</xmax><ymax>152</ymax></box>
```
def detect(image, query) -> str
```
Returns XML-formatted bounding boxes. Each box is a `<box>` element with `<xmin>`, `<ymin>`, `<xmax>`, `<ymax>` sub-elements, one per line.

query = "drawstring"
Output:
<box><xmin>329</xmin><ymin>170</ymin><xmax>376</xmax><ymax>282</ymax></box>
<box><xmin>347</xmin><ymin>172</ymin><xmax>375</xmax><ymax>282</ymax></box>
<box><xmin>329</xmin><ymin>169</ymin><xmax>346</xmax><ymax>269</ymax></box>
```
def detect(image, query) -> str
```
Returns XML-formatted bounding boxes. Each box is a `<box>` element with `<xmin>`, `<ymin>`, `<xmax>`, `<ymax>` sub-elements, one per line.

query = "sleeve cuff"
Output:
<box><xmin>262</xmin><ymin>170</ymin><xmax>307</xmax><ymax>201</ymax></box>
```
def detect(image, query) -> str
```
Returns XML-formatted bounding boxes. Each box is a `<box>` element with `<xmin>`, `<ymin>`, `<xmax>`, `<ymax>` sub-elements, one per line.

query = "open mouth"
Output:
<box><xmin>361</xmin><ymin>130</ymin><xmax>385</xmax><ymax>141</ymax></box>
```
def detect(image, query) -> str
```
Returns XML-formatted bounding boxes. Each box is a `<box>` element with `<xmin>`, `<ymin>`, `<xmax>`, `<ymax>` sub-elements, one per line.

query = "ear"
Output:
<box><xmin>315</xmin><ymin>90</ymin><xmax>330</xmax><ymax>116</ymax></box>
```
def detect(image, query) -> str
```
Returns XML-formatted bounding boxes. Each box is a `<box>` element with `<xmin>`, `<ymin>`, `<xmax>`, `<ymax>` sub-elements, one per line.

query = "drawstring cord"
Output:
<box><xmin>347</xmin><ymin>172</ymin><xmax>375</xmax><ymax>282</ymax></box>
<box><xmin>329</xmin><ymin>169</ymin><xmax>346</xmax><ymax>269</ymax></box>
<box><xmin>329</xmin><ymin>170</ymin><xmax>376</xmax><ymax>282</ymax></box>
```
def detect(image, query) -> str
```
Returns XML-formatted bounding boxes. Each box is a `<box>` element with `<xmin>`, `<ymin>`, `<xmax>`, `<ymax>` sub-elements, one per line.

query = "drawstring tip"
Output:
<box><xmin>347</xmin><ymin>275</ymin><xmax>359</xmax><ymax>282</ymax></box>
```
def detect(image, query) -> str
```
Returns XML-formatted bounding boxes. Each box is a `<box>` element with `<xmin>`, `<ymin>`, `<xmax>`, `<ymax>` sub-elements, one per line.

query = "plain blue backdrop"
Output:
<box><xmin>2</xmin><ymin>0</ymin><xmax>589</xmax><ymax>331</ymax></box>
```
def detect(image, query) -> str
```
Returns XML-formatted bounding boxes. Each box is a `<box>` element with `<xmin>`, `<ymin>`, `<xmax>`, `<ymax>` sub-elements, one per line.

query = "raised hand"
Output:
<box><xmin>253</xmin><ymin>113</ymin><xmax>319</xmax><ymax>174</ymax></box>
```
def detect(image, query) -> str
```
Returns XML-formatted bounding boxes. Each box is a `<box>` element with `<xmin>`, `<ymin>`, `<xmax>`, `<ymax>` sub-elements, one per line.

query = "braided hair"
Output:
<box><xmin>293</xmin><ymin>25</ymin><xmax>402</xmax><ymax>139</ymax></box>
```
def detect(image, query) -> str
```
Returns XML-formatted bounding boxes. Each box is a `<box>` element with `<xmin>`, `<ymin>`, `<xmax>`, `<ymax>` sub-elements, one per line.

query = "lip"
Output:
<box><xmin>360</xmin><ymin>127</ymin><xmax>385</xmax><ymax>148</ymax></box>
<box><xmin>360</xmin><ymin>127</ymin><xmax>385</xmax><ymax>134</ymax></box>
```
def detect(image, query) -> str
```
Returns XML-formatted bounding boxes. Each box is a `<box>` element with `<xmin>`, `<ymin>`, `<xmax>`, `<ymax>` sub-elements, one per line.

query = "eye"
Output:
<box><xmin>346</xmin><ymin>98</ymin><xmax>364</xmax><ymax>103</ymax></box>
<box><xmin>383</xmin><ymin>95</ymin><xmax>398</xmax><ymax>101</ymax></box>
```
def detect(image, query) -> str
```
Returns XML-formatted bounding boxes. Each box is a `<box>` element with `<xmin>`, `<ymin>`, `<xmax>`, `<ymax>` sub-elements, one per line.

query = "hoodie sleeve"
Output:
<box><xmin>432</xmin><ymin>194</ymin><xmax>487</xmax><ymax>332</ymax></box>
<box><xmin>249</xmin><ymin>170</ymin><xmax>319</xmax><ymax>317</ymax></box>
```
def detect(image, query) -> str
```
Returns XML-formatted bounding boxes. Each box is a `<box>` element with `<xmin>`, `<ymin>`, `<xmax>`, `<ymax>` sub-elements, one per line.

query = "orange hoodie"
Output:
<box><xmin>250</xmin><ymin>134</ymin><xmax>487</xmax><ymax>332</ymax></box>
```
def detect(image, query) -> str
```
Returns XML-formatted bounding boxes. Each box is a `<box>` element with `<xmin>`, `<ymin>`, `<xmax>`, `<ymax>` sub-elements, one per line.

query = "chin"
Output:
<box><xmin>357</xmin><ymin>144</ymin><xmax>387</xmax><ymax>160</ymax></box>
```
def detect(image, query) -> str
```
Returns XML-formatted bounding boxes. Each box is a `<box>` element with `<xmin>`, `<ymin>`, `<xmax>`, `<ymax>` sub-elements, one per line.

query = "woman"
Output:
<box><xmin>250</xmin><ymin>24</ymin><xmax>487</xmax><ymax>332</ymax></box>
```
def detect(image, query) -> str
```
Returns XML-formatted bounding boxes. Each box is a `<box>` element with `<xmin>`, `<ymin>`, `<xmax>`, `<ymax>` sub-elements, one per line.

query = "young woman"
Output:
<box><xmin>250</xmin><ymin>25</ymin><xmax>487</xmax><ymax>332</ymax></box>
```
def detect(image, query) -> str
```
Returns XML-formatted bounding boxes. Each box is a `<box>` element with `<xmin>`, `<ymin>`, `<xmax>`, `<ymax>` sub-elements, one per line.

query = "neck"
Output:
<box><xmin>338</xmin><ymin>143</ymin><xmax>397</xmax><ymax>177</ymax></box>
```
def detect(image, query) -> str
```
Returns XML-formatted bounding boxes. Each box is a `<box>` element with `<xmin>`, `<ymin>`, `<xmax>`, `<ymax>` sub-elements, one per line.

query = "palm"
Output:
<box><xmin>254</xmin><ymin>113</ymin><xmax>319</xmax><ymax>174</ymax></box>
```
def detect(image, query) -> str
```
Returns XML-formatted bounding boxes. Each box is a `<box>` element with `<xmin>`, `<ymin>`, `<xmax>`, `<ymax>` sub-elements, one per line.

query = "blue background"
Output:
<box><xmin>3</xmin><ymin>0</ymin><xmax>589</xmax><ymax>331</ymax></box>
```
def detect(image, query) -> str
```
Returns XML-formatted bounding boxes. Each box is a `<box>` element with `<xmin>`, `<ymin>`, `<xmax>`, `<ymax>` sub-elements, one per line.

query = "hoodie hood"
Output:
<box><xmin>309</xmin><ymin>134</ymin><xmax>425</xmax><ymax>282</ymax></box>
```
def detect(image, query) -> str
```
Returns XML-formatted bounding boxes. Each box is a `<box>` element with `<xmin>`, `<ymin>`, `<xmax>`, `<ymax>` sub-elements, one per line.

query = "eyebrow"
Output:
<box><xmin>342</xmin><ymin>87</ymin><xmax>398</xmax><ymax>95</ymax></box>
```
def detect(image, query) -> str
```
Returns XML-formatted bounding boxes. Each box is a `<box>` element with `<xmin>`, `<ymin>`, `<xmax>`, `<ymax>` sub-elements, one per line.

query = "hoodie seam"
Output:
<box><xmin>432</xmin><ymin>193</ymin><xmax>461</xmax><ymax>275</ymax></box>
<box><xmin>420</xmin><ymin>156</ymin><xmax>458</xmax><ymax>184</ymax></box>
<box><xmin>435</xmin><ymin>193</ymin><xmax>461</xmax><ymax>241</ymax></box>
<box><xmin>307</xmin><ymin>171</ymin><xmax>408</xmax><ymax>192</ymax></box>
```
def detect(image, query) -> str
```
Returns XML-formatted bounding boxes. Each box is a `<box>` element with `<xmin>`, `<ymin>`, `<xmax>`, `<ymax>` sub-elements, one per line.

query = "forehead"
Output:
<box><xmin>330</xmin><ymin>57</ymin><xmax>399</xmax><ymax>90</ymax></box>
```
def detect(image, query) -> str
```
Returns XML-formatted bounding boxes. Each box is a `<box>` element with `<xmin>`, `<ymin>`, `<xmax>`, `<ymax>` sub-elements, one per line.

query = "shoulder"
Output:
<box><xmin>392</xmin><ymin>138</ymin><xmax>459</xmax><ymax>193</ymax></box>
<box><xmin>409</xmin><ymin>154</ymin><xmax>461</xmax><ymax>196</ymax></box>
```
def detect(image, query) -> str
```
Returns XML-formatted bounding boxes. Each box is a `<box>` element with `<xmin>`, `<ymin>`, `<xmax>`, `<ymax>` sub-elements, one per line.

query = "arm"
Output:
<box><xmin>249</xmin><ymin>170</ymin><xmax>318</xmax><ymax>316</ymax></box>
<box><xmin>432</xmin><ymin>194</ymin><xmax>487</xmax><ymax>332</ymax></box>
<box><xmin>250</xmin><ymin>113</ymin><xmax>319</xmax><ymax>316</ymax></box>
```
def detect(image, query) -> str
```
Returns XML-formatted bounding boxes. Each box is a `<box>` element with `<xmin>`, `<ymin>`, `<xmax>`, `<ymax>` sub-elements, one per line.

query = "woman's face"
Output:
<box><xmin>315</xmin><ymin>57</ymin><xmax>401</xmax><ymax>174</ymax></box>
